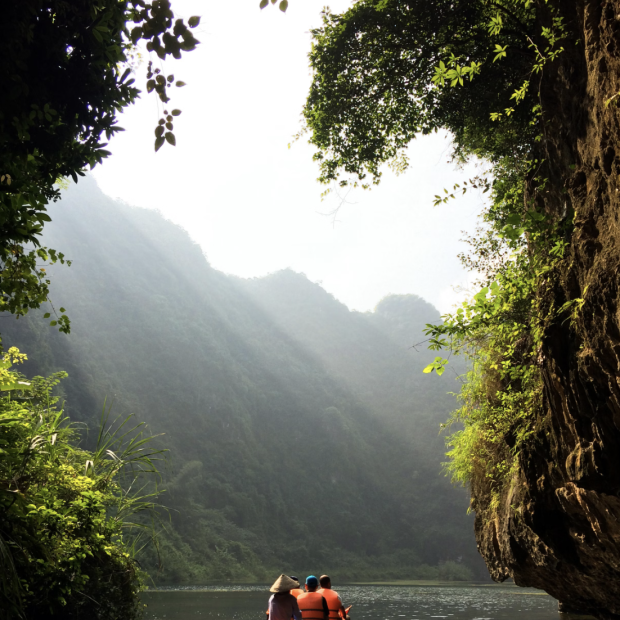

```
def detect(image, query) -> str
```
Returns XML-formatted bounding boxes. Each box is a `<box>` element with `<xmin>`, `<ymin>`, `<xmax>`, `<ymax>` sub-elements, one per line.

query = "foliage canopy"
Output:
<box><xmin>0</xmin><ymin>0</ymin><xmax>199</xmax><ymax>331</ymax></box>
<box><xmin>303</xmin><ymin>0</ymin><xmax>537</xmax><ymax>187</ymax></box>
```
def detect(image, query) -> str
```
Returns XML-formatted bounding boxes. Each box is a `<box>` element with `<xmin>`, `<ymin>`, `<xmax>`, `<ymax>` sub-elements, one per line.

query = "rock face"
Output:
<box><xmin>474</xmin><ymin>2</ymin><xmax>620</xmax><ymax>618</ymax></box>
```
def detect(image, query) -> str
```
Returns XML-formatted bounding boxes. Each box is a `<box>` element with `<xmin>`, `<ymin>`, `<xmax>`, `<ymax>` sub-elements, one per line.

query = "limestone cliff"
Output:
<box><xmin>474</xmin><ymin>3</ymin><xmax>620</xmax><ymax>618</ymax></box>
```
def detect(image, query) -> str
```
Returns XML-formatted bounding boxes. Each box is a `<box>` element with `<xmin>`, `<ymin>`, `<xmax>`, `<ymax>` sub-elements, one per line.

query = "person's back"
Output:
<box><xmin>267</xmin><ymin>575</ymin><xmax>302</xmax><ymax>620</ymax></box>
<box><xmin>318</xmin><ymin>588</ymin><xmax>341</xmax><ymax>620</ymax></box>
<box><xmin>269</xmin><ymin>592</ymin><xmax>302</xmax><ymax>620</ymax></box>
<box><xmin>297</xmin><ymin>576</ymin><xmax>328</xmax><ymax>620</ymax></box>
<box><xmin>318</xmin><ymin>575</ymin><xmax>347</xmax><ymax>620</ymax></box>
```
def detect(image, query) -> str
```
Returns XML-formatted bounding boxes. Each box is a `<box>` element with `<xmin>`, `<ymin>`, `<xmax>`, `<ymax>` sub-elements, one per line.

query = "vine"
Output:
<box><xmin>422</xmin><ymin>2</ymin><xmax>572</xmax><ymax>512</ymax></box>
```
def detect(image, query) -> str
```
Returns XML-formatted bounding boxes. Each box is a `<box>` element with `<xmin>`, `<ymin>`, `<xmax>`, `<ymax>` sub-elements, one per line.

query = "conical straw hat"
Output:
<box><xmin>270</xmin><ymin>574</ymin><xmax>300</xmax><ymax>593</ymax></box>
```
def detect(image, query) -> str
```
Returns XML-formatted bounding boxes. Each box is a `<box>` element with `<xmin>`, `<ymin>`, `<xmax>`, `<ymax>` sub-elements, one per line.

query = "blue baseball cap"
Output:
<box><xmin>306</xmin><ymin>575</ymin><xmax>319</xmax><ymax>587</ymax></box>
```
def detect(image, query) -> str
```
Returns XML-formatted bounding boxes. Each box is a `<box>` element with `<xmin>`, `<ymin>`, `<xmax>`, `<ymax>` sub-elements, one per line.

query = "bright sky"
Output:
<box><xmin>92</xmin><ymin>0</ymin><xmax>485</xmax><ymax>314</ymax></box>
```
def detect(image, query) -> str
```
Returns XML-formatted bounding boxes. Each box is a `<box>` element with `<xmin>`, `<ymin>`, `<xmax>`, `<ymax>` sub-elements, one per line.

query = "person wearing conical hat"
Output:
<box><xmin>268</xmin><ymin>575</ymin><xmax>302</xmax><ymax>620</ymax></box>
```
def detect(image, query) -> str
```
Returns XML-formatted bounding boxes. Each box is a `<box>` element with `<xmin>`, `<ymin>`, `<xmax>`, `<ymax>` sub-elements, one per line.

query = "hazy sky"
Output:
<box><xmin>92</xmin><ymin>0</ymin><xmax>485</xmax><ymax>313</ymax></box>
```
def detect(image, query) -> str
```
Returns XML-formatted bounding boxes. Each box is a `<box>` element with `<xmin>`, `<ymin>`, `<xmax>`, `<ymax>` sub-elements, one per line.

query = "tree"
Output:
<box><xmin>302</xmin><ymin>1</ymin><xmax>620</xmax><ymax>618</ymax></box>
<box><xmin>304</xmin><ymin>1</ymin><xmax>534</xmax><ymax>186</ymax></box>
<box><xmin>0</xmin><ymin>0</ymin><xmax>199</xmax><ymax>331</ymax></box>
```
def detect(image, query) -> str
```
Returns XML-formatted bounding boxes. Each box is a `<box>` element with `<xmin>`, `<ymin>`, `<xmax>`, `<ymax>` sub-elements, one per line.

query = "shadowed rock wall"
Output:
<box><xmin>474</xmin><ymin>2</ymin><xmax>620</xmax><ymax>618</ymax></box>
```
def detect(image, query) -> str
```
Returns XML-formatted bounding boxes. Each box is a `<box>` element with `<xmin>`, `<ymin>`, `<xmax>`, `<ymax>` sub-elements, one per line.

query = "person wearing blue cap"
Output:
<box><xmin>297</xmin><ymin>576</ymin><xmax>328</xmax><ymax>620</ymax></box>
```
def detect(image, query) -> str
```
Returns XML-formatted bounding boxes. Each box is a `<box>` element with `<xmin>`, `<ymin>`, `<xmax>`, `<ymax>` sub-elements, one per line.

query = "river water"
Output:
<box><xmin>142</xmin><ymin>584</ymin><xmax>590</xmax><ymax>620</ymax></box>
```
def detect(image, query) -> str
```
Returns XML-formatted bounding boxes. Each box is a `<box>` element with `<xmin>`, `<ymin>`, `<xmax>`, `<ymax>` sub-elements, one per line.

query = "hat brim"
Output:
<box><xmin>270</xmin><ymin>575</ymin><xmax>300</xmax><ymax>593</ymax></box>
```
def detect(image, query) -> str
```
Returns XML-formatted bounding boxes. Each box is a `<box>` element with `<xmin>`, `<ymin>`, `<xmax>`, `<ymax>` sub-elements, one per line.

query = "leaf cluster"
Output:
<box><xmin>0</xmin><ymin>348</ymin><xmax>164</xmax><ymax>619</ymax></box>
<box><xmin>426</xmin><ymin>172</ymin><xmax>573</xmax><ymax>509</ymax></box>
<box><xmin>303</xmin><ymin>0</ymin><xmax>536</xmax><ymax>187</ymax></box>
<box><xmin>259</xmin><ymin>0</ymin><xmax>289</xmax><ymax>12</ymax></box>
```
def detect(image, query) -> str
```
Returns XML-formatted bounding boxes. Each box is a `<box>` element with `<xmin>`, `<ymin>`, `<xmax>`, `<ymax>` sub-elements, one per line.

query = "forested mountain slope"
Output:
<box><xmin>241</xmin><ymin>273</ymin><xmax>462</xmax><ymax>442</ymax></box>
<box><xmin>1</xmin><ymin>178</ymin><xmax>483</xmax><ymax>582</ymax></box>
<box><xmin>240</xmin><ymin>274</ymin><xmax>471</xmax><ymax>564</ymax></box>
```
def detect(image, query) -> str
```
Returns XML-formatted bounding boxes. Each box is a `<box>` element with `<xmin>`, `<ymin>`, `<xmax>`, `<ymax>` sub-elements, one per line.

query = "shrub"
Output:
<box><xmin>0</xmin><ymin>347</ymin><xmax>162</xmax><ymax>619</ymax></box>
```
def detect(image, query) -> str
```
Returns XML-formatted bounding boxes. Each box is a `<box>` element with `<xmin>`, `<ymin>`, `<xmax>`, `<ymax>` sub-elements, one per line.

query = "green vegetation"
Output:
<box><xmin>0</xmin><ymin>346</ymin><xmax>163</xmax><ymax>619</ymax></box>
<box><xmin>1</xmin><ymin>178</ymin><xmax>485</xmax><ymax>584</ymax></box>
<box><xmin>301</xmin><ymin>0</ymin><xmax>574</xmax><ymax>520</ymax></box>
<box><xmin>0</xmin><ymin>1</ymin><xmax>199</xmax><ymax>330</ymax></box>
<box><xmin>303</xmin><ymin>0</ymin><xmax>536</xmax><ymax>188</ymax></box>
<box><xmin>1</xmin><ymin>6</ymin><xmax>199</xmax><ymax>607</ymax></box>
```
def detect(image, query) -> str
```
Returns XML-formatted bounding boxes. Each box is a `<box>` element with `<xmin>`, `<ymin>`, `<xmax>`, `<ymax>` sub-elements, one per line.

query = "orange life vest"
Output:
<box><xmin>318</xmin><ymin>589</ymin><xmax>342</xmax><ymax>620</ymax></box>
<box><xmin>297</xmin><ymin>591</ymin><xmax>325</xmax><ymax>620</ymax></box>
<box><xmin>291</xmin><ymin>589</ymin><xmax>304</xmax><ymax>599</ymax></box>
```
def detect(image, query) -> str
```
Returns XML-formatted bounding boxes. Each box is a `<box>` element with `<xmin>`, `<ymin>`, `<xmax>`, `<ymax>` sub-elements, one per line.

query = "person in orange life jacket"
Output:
<box><xmin>290</xmin><ymin>576</ymin><xmax>304</xmax><ymax>599</ymax></box>
<box><xmin>267</xmin><ymin>575</ymin><xmax>302</xmax><ymax>620</ymax></box>
<box><xmin>297</xmin><ymin>576</ymin><xmax>329</xmax><ymax>620</ymax></box>
<box><xmin>318</xmin><ymin>575</ymin><xmax>348</xmax><ymax>620</ymax></box>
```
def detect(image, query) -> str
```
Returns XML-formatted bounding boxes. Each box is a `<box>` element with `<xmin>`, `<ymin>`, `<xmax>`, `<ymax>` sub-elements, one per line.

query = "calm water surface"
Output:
<box><xmin>142</xmin><ymin>584</ymin><xmax>588</xmax><ymax>620</ymax></box>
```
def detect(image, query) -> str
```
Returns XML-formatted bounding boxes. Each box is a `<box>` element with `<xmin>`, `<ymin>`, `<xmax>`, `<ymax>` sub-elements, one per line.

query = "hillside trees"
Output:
<box><xmin>0</xmin><ymin>179</ymin><xmax>484</xmax><ymax>583</ymax></box>
<box><xmin>303</xmin><ymin>1</ymin><xmax>620</xmax><ymax>617</ymax></box>
<box><xmin>0</xmin><ymin>0</ymin><xmax>199</xmax><ymax>329</ymax></box>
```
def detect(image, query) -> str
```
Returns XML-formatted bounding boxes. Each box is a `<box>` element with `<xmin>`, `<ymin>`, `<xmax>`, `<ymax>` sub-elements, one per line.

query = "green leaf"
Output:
<box><xmin>43</xmin><ymin>313</ymin><xmax>50</xmax><ymax>318</ymax></box>
<box><xmin>155</xmin><ymin>136</ymin><xmax>165</xmax><ymax>152</ymax></box>
<box><xmin>188</xmin><ymin>16</ymin><xmax>200</xmax><ymax>28</ymax></box>
<box><xmin>279</xmin><ymin>0</ymin><xmax>288</xmax><ymax>11</ymax></box>
<box><xmin>164</xmin><ymin>132</ymin><xmax>176</xmax><ymax>146</ymax></box>
<box><xmin>171</xmin><ymin>109</ymin><xmax>182</xmax><ymax>116</ymax></box>
<box><xmin>175</xmin><ymin>81</ymin><xmax>186</xmax><ymax>87</ymax></box>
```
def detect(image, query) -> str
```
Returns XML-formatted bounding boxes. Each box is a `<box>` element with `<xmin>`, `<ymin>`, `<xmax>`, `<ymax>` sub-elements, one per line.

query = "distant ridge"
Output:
<box><xmin>0</xmin><ymin>177</ymin><xmax>485</xmax><ymax>582</ymax></box>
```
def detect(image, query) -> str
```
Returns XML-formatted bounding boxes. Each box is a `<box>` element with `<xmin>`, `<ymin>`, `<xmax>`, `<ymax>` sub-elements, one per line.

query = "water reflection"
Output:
<box><xmin>142</xmin><ymin>584</ymin><xmax>575</xmax><ymax>620</ymax></box>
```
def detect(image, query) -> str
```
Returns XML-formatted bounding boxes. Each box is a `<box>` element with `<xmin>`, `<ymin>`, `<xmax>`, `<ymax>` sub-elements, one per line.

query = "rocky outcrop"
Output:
<box><xmin>474</xmin><ymin>2</ymin><xmax>620</xmax><ymax>618</ymax></box>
